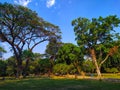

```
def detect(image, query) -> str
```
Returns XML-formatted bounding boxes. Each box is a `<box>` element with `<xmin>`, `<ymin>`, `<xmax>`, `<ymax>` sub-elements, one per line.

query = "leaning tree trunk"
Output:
<box><xmin>90</xmin><ymin>49</ymin><xmax>101</xmax><ymax>79</ymax></box>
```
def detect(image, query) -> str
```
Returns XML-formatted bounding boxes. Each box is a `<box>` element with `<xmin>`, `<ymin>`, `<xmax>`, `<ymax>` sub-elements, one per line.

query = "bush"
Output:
<box><xmin>82</xmin><ymin>60</ymin><xmax>95</xmax><ymax>73</ymax></box>
<box><xmin>105</xmin><ymin>68</ymin><xmax>119</xmax><ymax>73</ymax></box>
<box><xmin>111</xmin><ymin>68</ymin><xmax>119</xmax><ymax>73</ymax></box>
<box><xmin>53</xmin><ymin>64</ymin><xmax>76</xmax><ymax>75</ymax></box>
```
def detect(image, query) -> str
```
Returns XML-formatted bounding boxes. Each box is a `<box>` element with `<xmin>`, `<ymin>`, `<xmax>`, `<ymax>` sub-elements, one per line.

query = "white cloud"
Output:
<box><xmin>14</xmin><ymin>0</ymin><xmax>32</xmax><ymax>7</ymax></box>
<box><xmin>46</xmin><ymin>0</ymin><xmax>55</xmax><ymax>8</ymax></box>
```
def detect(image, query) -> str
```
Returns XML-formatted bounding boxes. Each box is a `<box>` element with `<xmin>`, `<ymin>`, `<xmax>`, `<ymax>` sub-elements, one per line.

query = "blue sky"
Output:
<box><xmin>0</xmin><ymin>0</ymin><xmax>120</xmax><ymax>59</ymax></box>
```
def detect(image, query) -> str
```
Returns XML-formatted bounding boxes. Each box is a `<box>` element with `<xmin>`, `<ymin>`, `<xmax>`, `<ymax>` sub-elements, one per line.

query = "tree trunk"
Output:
<box><xmin>16</xmin><ymin>64</ymin><xmax>23</xmax><ymax>78</ymax></box>
<box><xmin>16</xmin><ymin>57</ymin><xmax>23</xmax><ymax>78</ymax></box>
<box><xmin>23</xmin><ymin>58</ymin><xmax>29</xmax><ymax>78</ymax></box>
<box><xmin>73</xmin><ymin>62</ymin><xmax>81</xmax><ymax>74</ymax></box>
<box><xmin>99</xmin><ymin>54</ymin><xmax>110</xmax><ymax>72</ymax></box>
<box><xmin>11</xmin><ymin>45</ymin><xmax>23</xmax><ymax>78</ymax></box>
<box><xmin>90</xmin><ymin>49</ymin><xmax>101</xmax><ymax>79</ymax></box>
<box><xmin>48</xmin><ymin>68</ymin><xmax>51</xmax><ymax>77</ymax></box>
<box><xmin>76</xmin><ymin>66</ymin><xmax>81</xmax><ymax>74</ymax></box>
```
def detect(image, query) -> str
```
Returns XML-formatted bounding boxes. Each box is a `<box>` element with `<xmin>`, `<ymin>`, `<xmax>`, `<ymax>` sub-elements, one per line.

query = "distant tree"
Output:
<box><xmin>6</xmin><ymin>56</ymin><xmax>17</xmax><ymax>76</ymax></box>
<box><xmin>53</xmin><ymin>64</ymin><xmax>76</xmax><ymax>75</ymax></box>
<box><xmin>28</xmin><ymin>59</ymin><xmax>40</xmax><ymax>75</ymax></box>
<box><xmin>38</xmin><ymin>58</ymin><xmax>51</xmax><ymax>77</ymax></box>
<box><xmin>0</xmin><ymin>45</ymin><xmax>6</xmax><ymax>59</ymax></box>
<box><xmin>0</xmin><ymin>60</ymin><xmax>7</xmax><ymax>77</ymax></box>
<box><xmin>22</xmin><ymin>50</ymin><xmax>34</xmax><ymax>77</ymax></box>
<box><xmin>72</xmin><ymin>15</ymin><xmax>120</xmax><ymax>78</ymax></box>
<box><xmin>22</xmin><ymin>52</ymin><xmax>42</xmax><ymax>77</ymax></box>
<box><xmin>45</xmin><ymin>37</ymin><xmax>62</xmax><ymax>74</ymax></box>
<box><xmin>0</xmin><ymin>3</ymin><xmax>61</xmax><ymax>78</ymax></box>
<box><xmin>82</xmin><ymin>60</ymin><xmax>95</xmax><ymax>73</ymax></box>
<box><xmin>33</xmin><ymin>53</ymin><xmax>42</xmax><ymax>60</ymax></box>
<box><xmin>45</xmin><ymin>37</ymin><xmax>62</xmax><ymax>61</ymax></box>
<box><xmin>0</xmin><ymin>46</ymin><xmax>6</xmax><ymax>53</ymax></box>
<box><xmin>57</xmin><ymin>43</ymin><xmax>84</xmax><ymax>74</ymax></box>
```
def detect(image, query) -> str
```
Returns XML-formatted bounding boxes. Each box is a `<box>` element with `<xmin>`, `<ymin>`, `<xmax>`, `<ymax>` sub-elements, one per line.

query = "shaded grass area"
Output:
<box><xmin>0</xmin><ymin>78</ymin><xmax>120</xmax><ymax>90</ymax></box>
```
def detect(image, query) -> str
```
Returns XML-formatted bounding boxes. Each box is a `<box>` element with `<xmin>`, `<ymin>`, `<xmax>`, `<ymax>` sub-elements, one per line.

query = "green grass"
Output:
<box><xmin>102</xmin><ymin>73</ymin><xmax>120</xmax><ymax>79</ymax></box>
<box><xmin>0</xmin><ymin>78</ymin><xmax>120</xmax><ymax>90</ymax></box>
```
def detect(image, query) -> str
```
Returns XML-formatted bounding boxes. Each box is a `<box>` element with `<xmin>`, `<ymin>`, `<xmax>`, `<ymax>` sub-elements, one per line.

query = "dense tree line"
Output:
<box><xmin>0</xmin><ymin>3</ymin><xmax>120</xmax><ymax>78</ymax></box>
<box><xmin>0</xmin><ymin>44</ymin><xmax>120</xmax><ymax>77</ymax></box>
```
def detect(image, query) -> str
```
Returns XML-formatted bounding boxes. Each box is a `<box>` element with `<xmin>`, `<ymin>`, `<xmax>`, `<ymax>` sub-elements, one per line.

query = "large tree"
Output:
<box><xmin>45</xmin><ymin>37</ymin><xmax>62</xmax><ymax>66</ymax></box>
<box><xmin>72</xmin><ymin>15</ymin><xmax>120</xmax><ymax>78</ymax></box>
<box><xmin>57</xmin><ymin>43</ymin><xmax>84</xmax><ymax>74</ymax></box>
<box><xmin>45</xmin><ymin>37</ymin><xmax>61</xmax><ymax>59</ymax></box>
<box><xmin>0</xmin><ymin>3</ymin><xmax>61</xmax><ymax>77</ymax></box>
<box><xmin>45</xmin><ymin>38</ymin><xmax>62</xmax><ymax>75</ymax></box>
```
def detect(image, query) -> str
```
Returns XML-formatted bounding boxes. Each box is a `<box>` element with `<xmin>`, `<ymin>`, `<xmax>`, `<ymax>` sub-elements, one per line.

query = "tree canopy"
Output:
<box><xmin>72</xmin><ymin>15</ymin><xmax>120</xmax><ymax>78</ymax></box>
<box><xmin>0</xmin><ymin>3</ymin><xmax>61</xmax><ymax>78</ymax></box>
<box><xmin>0</xmin><ymin>3</ymin><xmax>120</xmax><ymax>79</ymax></box>
<box><xmin>57</xmin><ymin>43</ymin><xmax>84</xmax><ymax>74</ymax></box>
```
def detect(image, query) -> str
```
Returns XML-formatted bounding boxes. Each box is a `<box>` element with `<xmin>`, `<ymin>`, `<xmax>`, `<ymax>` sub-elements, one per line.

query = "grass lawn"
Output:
<box><xmin>0</xmin><ymin>78</ymin><xmax>120</xmax><ymax>90</ymax></box>
<box><xmin>102</xmin><ymin>73</ymin><xmax>120</xmax><ymax>79</ymax></box>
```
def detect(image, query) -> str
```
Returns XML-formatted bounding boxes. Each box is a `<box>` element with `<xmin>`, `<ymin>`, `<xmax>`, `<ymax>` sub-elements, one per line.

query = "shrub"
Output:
<box><xmin>105</xmin><ymin>68</ymin><xmax>119</xmax><ymax>73</ymax></box>
<box><xmin>53</xmin><ymin>64</ymin><xmax>76</xmax><ymax>75</ymax></box>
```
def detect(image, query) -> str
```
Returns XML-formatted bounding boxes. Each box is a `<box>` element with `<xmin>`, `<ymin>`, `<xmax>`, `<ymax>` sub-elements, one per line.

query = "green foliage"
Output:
<box><xmin>105</xmin><ymin>68</ymin><xmax>119</xmax><ymax>73</ymax></box>
<box><xmin>0</xmin><ymin>46</ymin><xmax>6</xmax><ymax>53</ymax></box>
<box><xmin>28</xmin><ymin>59</ymin><xmax>40</xmax><ymax>75</ymax></box>
<box><xmin>72</xmin><ymin>15</ymin><xmax>120</xmax><ymax>76</ymax></box>
<box><xmin>82</xmin><ymin>60</ymin><xmax>95</xmax><ymax>73</ymax></box>
<box><xmin>57</xmin><ymin>43</ymin><xmax>83</xmax><ymax>65</ymax></box>
<box><xmin>0</xmin><ymin>60</ymin><xmax>7</xmax><ymax>76</ymax></box>
<box><xmin>45</xmin><ymin>37</ymin><xmax>62</xmax><ymax>58</ymax></box>
<box><xmin>25</xmin><ymin>53</ymin><xmax>42</xmax><ymax>75</ymax></box>
<box><xmin>6</xmin><ymin>56</ymin><xmax>17</xmax><ymax>76</ymax></box>
<box><xmin>102</xmin><ymin>47</ymin><xmax>120</xmax><ymax>72</ymax></box>
<box><xmin>38</xmin><ymin>58</ymin><xmax>51</xmax><ymax>74</ymax></box>
<box><xmin>38</xmin><ymin>59</ymin><xmax>51</xmax><ymax>69</ymax></box>
<box><xmin>56</xmin><ymin>43</ymin><xmax>84</xmax><ymax>74</ymax></box>
<box><xmin>0</xmin><ymin>3</ymin><xmax>61</xmax><ymax>77</ymax></box>
<box><xmin>29</xmin><ymin>65</ymin><xmax>36</xmax><ymax>74</ymax></box>
<box><xmin>33</xmin><ymin>53</ymin><xmax>42</xmax><ymax>60</ymax></box>
<box><xmin>22</xmin><ymin>50</ymin><xmax>34</xmax><ymax>60</ymax></box>
<box><xmin>53</xmin><ymin>64</ymin><xmax>76</xmax><ymax>75</ymax></box>
<box><xmin>72</xmin><ymin>15</ymin><xmax>120</xmax><ymax>50</ymax></box>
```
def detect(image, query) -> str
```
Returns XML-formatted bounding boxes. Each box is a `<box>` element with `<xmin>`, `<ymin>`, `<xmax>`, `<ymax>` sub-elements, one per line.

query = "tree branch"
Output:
<box><xmin>30</xmin><ymin>38</ymin><xmax>48</xmax><ymax>51</ymax></box>
<box><xmin>99</xmin><ymin>54</ymin><xmax>110</xmax><ymax>69</ymax></box>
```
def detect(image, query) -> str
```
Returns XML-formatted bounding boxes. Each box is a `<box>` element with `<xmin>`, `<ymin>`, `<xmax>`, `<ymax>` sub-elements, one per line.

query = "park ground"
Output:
<box><xmin>0</xmin><ymin>74</ymin><xmax>120</xmax><ymax>90</ymax></box>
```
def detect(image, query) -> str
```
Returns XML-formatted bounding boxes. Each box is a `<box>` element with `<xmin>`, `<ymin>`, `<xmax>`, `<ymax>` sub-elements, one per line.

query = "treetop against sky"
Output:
<box><xmin>0</xmin><ymin>0</ymin><xmax>120</xmax><ymax>59</ymax></box>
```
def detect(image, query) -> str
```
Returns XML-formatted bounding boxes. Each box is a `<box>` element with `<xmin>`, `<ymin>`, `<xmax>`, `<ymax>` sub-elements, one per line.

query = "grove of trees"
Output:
<box><xmin>0</xmin><ymin>3</ymin><xmax>120</xmax><ymax>79</ymax></box>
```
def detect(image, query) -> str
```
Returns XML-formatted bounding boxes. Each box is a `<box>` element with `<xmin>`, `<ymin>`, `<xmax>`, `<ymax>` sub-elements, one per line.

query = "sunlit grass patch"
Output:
<box><xmin>102</xmin><ymin>73</ymin><xmax>120</xmax><ymax>79</ymax></box>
